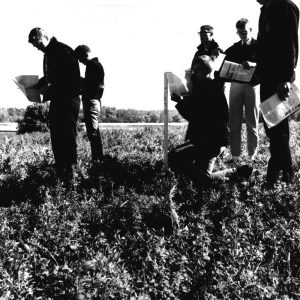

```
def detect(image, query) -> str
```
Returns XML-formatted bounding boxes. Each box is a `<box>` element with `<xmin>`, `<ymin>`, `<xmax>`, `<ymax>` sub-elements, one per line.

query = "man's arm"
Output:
<box><xmin>277</xmin><ymin>2</ymin><xmax>299</xmax><ymax>100</ymax></box>
<box><xmin>173</xmin><ymin>95</ymin><xmax>194</xmax><ymax>122</ymax></box>
<box><xmin>85</xmin><ymin>62</ymin><xmax>104</xmax><ymax>93</ymax></box>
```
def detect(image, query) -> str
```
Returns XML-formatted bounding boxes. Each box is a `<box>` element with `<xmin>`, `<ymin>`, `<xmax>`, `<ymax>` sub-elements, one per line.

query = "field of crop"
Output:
<box><xmin>1</xmin><ymin>122</ymin><xmax>300</xmax><ymax>299</ymax></box>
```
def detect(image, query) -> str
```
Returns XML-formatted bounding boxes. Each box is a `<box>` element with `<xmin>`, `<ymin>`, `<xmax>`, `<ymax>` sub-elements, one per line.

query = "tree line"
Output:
<box><xmin>0</xmin><ymin>108</ymin><xmax>25</xmax><ymax>122</ymax></box>
<box><xmin>0</xmin><ymin>104</ymin><xmax>184</xmax><ymax>134</ymax></box>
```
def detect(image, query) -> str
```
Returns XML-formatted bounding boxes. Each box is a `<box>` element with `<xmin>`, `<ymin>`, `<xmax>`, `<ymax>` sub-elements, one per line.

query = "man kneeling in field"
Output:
<box><xmin>168</xmin><ymin>55</ymin><xmax>252</xmax><ymax>190</ymax></box>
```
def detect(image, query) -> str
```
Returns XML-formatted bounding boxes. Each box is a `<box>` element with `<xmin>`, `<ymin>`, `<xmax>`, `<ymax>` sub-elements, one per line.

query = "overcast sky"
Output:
<box><xmin>1</xmin><ymin>0</ymin><xmax>299</xmax><ymax>109</ymax></box>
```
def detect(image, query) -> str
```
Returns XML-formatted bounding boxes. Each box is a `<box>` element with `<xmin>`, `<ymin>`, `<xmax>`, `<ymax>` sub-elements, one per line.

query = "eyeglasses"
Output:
<box><xmin>236</xmin><ymin>30</ymin><xmax>248</xmax><ymax>35</ymax></box>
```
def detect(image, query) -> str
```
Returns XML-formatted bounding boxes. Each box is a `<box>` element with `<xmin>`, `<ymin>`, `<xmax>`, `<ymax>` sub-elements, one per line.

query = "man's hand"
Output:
<box><xmin>277</xmin><ymin>82</ymin><xmax>291</xmax><ymax>101</ymax></box>
<box><xmin>219</xmin><ymin>146</ymin><xmax>227</xmax><ymax>156</ymax></box>
<box><xmin>27</xmin><ymin>77</ymin><xmax>47</xmax><ymax>90</ymax></box>
<box><xmin>211</xmin><ymin>47</ymin><xmax>224</xmax><ymax>60</ymax></box>
<box><xmin>41</xmin><ymin>84</ymin><xmax>52</xmax><ymax>102</ymax></box>
<box><xmin>241</xmin><ymin>61</ymin><xmax>256</xmax><ymax>70</ymax></box>
<box><xmin>170</xmin><ymin>93</ymin><xmax>182</xmax><ymax>102</ymax></box>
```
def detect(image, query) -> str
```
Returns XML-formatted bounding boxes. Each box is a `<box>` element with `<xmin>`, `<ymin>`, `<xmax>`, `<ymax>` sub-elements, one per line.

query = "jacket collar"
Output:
<box><xmin>45</xmin><ymin>37</ymin><xmax>58</xmax><ymax>53</ymax></box>
<box><xmin>91</xmin><ymin>57</ymin><xmax>99</xmax><ymax>63</ymax></box>
<box><xmin>241</xmin><ymin>38</ymin><xmax>253</xmax><ymax>46</ymax></box>
<box><xmin>263</xmin><ymin>0</ymin><xmax>284</xmax><ymax>9</ymax></box>
<box><xmin>197</xmin><ymin>39</ymin><xmax>217</xmax><ymax>51</ymax></box>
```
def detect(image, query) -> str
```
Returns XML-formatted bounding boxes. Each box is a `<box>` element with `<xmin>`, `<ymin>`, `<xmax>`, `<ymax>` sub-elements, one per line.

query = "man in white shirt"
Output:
<box><xmin>225</xmin><ymin>19</ymin><xmax>260</xmax><ymax>163</ymax></box>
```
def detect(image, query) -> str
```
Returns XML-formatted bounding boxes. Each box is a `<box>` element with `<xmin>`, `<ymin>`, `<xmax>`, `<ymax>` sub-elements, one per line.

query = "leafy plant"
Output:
<box><xmin>1</xmin><ymin>123</ymin><xmax>300</xmax><ymax>299</ymax></box>
<box><xmin>17</xmin><ymin>103</ymin><xmax>50</xmax><ymax>134</ymax></box>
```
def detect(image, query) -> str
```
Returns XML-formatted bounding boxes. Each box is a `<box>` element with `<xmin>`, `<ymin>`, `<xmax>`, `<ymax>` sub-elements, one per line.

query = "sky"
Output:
<box><xmin>1</xmin><ymin>0</ymin><xmax>299</xmax><ymax>110</ymax></box>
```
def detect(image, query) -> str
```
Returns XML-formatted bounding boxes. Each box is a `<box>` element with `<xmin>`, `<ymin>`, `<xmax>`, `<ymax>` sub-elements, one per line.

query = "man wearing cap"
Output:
<box><xmin>256</xmin><ymin>0</ymin><xmax>299</xmax><ymax>187</ymax></box>
<box><xmin>186</xmin><ymin>25</ymin><xmax>222</xmax><ymax>140</ymax></box>
<box><xmin>28</xmin><ymin>27</ymin><xmax>81</xmax><ymax>183</ymax></box>
<box><xmin>75</xmin><ymin>45</ymin><xmax>105</xmax><ymax>166</ymax></box>
<box><xmin>191</xmin><ymin>25</ymin><xmax>221</xmax><ymax>70</ymax></box>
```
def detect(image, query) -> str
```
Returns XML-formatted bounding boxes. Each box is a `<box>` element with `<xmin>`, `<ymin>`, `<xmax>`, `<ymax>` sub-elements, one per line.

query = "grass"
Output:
<box><xmin>1</xmin><ymin>122</ymin><xmax>300</xmax><ymax>299</ymax></box>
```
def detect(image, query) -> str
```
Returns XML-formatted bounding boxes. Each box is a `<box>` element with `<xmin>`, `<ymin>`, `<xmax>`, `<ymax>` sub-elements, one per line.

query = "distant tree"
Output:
<box><xmin>84</xmin><ymin>106</ymin><xmax>181</xmax><ymax>123</ymax></box>
<box><xmin>0</xmin><ymin>109</ymin><xmax>8</xmax><ymax>122</ymax></box>
<box><xmin>148</xmin><ymin>112</ymin><xmax>159</xmax><ymax>123</ymax></box>
<box><xmin>8</xmin><ymin>108</ymin><xmax>25</xmax><ymax>122</ymax></box>
<box><xmin>0</xmin><ymin>108</ymin><xmax>25</xmax><ymax>122</ymax></box>
<box><xmin>142</xmin><ymin>114</ymin><xmax>151</xmax><ymax>123</ymax></box>
<box><xmin>7</xmin><ymin>108</ymin><xmax>15</xmax><ymax>118</ymax></box>
<box><xmin>100</xmin><ymin>106</ymin><xmax>118</xmax><ymax>122</ymax></box>
<box><xmin>115</xmin><ymin>109</ymin><xmax>126</xmax><ymax>122</ymax></box>
<box><xmin>171</xmin><ymin>114</ymin><xmax>182</xmax><ymax>122</ymax></box>
<box><xmin>17</xmin><ymin>103</ymin><xmax>50</xmax><ymax>134</ymax></box>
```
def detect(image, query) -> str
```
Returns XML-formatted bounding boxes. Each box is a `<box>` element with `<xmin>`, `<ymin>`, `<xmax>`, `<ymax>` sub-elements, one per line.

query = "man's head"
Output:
<box><xmin>198</xmin><ymin>25</ymin><xmax>214</xmax><ymax>44</ymax></box>
<box><xmin>74</xmin><ymin>45</ymin><xmax>91</xmax><ymax>65</ymax></box>
<box><xmin>28</xmin><ymin>28</ymin><xmax>51</xmax><ymax>52</ymax></box>
<box><xmin>192</xmin><ymin>55</ymin><xmax>213</xmax><ymax>80</ymax></box>
<box><xmin>236</xmin><ymin>18</ymin><xmax>252</xmax><ymax>42</ymax></box>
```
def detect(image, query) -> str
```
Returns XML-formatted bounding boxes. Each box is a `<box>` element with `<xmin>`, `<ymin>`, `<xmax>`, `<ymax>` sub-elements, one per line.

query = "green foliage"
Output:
<box><xmin>1</xmin><ymin>122</ymin><xmax>300</xmax><ymax>298</ymax></box>
<box><xmin>17</xmin><ymin>103</ymin><xmax>50</xmax><ymax>134</ymax></box>
<box><xmin>0</xmin><ymin>108</ymin><xmax>25</xmax><ymax>122</ymax></box>
<box><xmin>83</xmin><ymin>106</ymin><xmax>183</xmax><ymax>123</ymax></box>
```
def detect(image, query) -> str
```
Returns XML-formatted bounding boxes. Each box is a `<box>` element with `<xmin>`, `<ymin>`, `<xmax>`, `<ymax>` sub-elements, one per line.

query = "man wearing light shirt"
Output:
<box><xmin>256</xmin><ymin>0</ymin><xmax>299</xmax><ymax>187</ymax></box>
<box><xmin>225</xmin><ymin>18</ymin><xmax>260</xmax><ymax>164</ymax></box>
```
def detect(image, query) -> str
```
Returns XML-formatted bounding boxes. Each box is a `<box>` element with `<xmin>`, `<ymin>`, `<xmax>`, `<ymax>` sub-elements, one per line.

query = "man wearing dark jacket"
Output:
<box><xmin>187</xmin><ymin>25</ymin><xmax>224</xmax><ymax>140</ymax></box>
<box><xmin>28</xmin><ymin>28</ymin><xmax>81</xmax><ymax>182</ymax></box>
<box><xmin>191</xmin><ymin>25</ymin><xmax>221</xmax><ymax>69</ymax></box>
<box><xmin>256</xmin><ymin>0</ymin><xmax>299</xmax><ymax>186</ymax></box>
<box><xmin>75</xmin><ymin>45</ymin><xmax>105</xmax><ymax>165</ymax></box>
<box><xmin>169</xmin><ymin>55</ymin><xmax>230</xmax><ymax>186</ymax></box>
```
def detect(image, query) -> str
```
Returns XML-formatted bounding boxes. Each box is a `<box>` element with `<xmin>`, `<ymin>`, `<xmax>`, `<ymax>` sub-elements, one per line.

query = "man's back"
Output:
<box><xmin>176</xmin><ymin>78</ymin><xmax>229</xmax><ymax>148</ymax></box>
<box><xmin>83</xmin><ymin>57</ymin><xmax>105</xmax><ymax>99</ymax></box>
<box><xmin>257</xmin><ymin>0</ymin><xmax>299</xmax><ymax>82</ymax></box>
<box><xmin>45</xmin><ymin>37</ymin><xmax>81</xmax><ymax>99</ymax></box>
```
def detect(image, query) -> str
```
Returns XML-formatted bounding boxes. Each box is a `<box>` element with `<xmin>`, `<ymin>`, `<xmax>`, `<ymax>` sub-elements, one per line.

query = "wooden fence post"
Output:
<box><xmin>164</xmin><ymin>72</ymin><xmax>169</xmax><ymax>170</ymax></box>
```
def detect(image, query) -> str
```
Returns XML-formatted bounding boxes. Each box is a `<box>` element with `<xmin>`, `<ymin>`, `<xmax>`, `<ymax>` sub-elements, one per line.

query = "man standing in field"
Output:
<box><xmin>225</xmin><ymin>18</ymin><xmax>260</xmax><ymax>163</ymax></box>
<box><xmin>185</xmin><ymin>25</ymin><xmax>224</xmax><ymax>140</ymax></box>
<box><xmin>75</xmin><ymin>45</ymin><xmax>105</xmax><ymax>166</ymax></box>
<box><xmin>256</xmin><ymin>0</ymin><xmax>299</xmax><ymax>187</ymax></box>
<box><xmin>191</xmin><ymin>25</ymin><xmax>221</xmax><ymax>68</ymax></box>
<box><xmin>28</xmin><ymin>28</ymin><xmax>81</xmax><ymax>183</ymax></box>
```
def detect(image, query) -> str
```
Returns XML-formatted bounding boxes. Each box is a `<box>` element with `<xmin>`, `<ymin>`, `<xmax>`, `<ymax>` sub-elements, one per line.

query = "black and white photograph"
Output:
<box><xmin>0</xmin><ymin>0</ymin><xmax>300</xmax><ymax>299</ymax></box>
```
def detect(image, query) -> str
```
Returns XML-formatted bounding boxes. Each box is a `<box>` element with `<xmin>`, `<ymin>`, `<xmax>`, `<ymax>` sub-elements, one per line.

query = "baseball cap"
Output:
<box><xmin>198</xmin><ymin>25</ymin><xmax>214</xmax><ymax>34</ymax></box>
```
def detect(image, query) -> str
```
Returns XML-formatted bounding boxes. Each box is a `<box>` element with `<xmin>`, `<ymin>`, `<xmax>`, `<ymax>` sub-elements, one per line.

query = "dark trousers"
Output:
<box><xmin>168</xmin><ymin>141</ymin><xmax>223</xmax><ymax>186</ymax></box>
<box><xmin>49</xmin><ymin>96</ymin><xmax>80</xmax><ymax>176</ymax></box>
<box><xmin>260</xmin><ymin>81</ymin><xmax>293</xmax><ymax>183</ymax></box>
<box><xmin>82</xmin><ymin>98</ymin><xmax>103</xmax><ymax>162</ymax></box>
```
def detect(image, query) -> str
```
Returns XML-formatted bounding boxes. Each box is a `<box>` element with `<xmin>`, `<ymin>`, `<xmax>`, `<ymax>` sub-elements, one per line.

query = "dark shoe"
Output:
<box><xmin>62</xmin><ymin>165</ymin><xmax>78</xmax><ymax>187</ymax></box>
<box><xmin>234</xmin><ymin>165</ymin><xmax>253</xmax><ymax>188</ymax></box>
<box><xmin>236</xmin><ymin>165</ymin><xmax>253</xmax><ymax>181</ymax></box>
<box><xmin>262</xmin><ymin>180</ymin><xmax>276</xmax><ymax>190</ymax></box>
<box><xmin>92</xmin><ymin>157</ymin><xmax>103</xmax><ymax>164</ymax></box>
<box><xmin>227</xmin><ymin>156</ymin><xmax>240</xmax><ymax>165</ymax></box>
<box><xmin>56</xmin><ymin>165</ymin><xmax>76</xmax><ymax>182</ymax></box>
<box><xmin>266</xmin><ymin>166</ymin><xmax>280</xmax><ymax>187</ymax></box>
<box><xmin>88</xmin><ymin>160</ymin><xmax>103</xmax><ymax>177</ymax></box>
<box><xmin>282</xmin><ymin>170</ymin><xmax>294</xmax><ymax>184</ymax></box>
